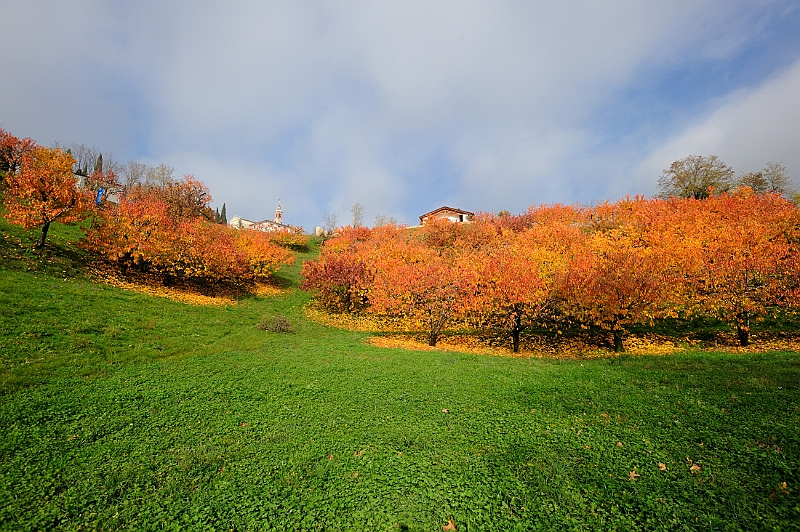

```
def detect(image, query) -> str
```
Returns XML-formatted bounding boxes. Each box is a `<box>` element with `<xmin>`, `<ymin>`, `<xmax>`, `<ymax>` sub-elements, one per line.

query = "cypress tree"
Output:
<box><xmin>220</xmin><ymin>203</ymin><xmax>227</xmax><ymax>224</ymax></box>
<box><xmin>94</xmin><ymin>154</ymin><xmax>103</xmax><ymax>173</ymax></box>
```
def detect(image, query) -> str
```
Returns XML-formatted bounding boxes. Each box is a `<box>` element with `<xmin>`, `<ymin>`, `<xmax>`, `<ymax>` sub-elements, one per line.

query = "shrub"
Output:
<box><xmin>257</xmin><ymin>315</ymin><xmax>293</xmax><ymax>333</ymax></box>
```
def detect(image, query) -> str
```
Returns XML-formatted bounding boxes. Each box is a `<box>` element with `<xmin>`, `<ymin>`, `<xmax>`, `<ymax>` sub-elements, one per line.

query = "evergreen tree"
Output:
<box><xmin>220</xmin><ymin>203</ymin><xmax>227</xmax><ymax>224</ymax></box>
<box><xmin>94</xmin><ymin>154</ymin><xmax>103</xmax><ymax>173</ymax></box>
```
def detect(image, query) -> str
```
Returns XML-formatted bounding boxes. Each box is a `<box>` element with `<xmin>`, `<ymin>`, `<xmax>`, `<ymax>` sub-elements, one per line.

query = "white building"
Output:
<box><xmin>229</xmin><ymin>201</ymin><xmax>292</xmax><ymax>233</ymax></box>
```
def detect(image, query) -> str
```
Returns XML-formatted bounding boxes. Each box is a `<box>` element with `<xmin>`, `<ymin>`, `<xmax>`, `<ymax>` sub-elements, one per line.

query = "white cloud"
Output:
<box><xmin>637</xmin><ymin>57</ymin><xmax>800</xmax><ymax>192</ymax></box>
<box><xmin>2</xmin><ymin>0</ymin><xmax>798</xmax><ymax>229</ymax></box>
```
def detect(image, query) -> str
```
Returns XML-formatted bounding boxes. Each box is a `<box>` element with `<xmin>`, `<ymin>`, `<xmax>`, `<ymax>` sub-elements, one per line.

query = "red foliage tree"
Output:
<box><xmin>300</xmin><ymin>226</ymin><xmax>374</xmax><ymax>312</ymax></box>
<box><xmin>0</xmin><ymin>128</ymin><xmax>35</xmax><ymax>178</ymax></box>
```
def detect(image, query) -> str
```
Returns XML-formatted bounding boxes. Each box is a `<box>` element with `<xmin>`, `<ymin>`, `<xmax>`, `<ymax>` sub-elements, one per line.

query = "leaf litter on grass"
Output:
<box><xmin>89</xmin><ymin>265</ymin><xmax>285</xmax><ymax>307</ymax></box>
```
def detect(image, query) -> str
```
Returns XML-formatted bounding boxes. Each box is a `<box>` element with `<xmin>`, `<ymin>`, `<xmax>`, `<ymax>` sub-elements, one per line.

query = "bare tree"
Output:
<box><xmin>322</xmin><ymin>210</ymin><xmax>339</xmax><ymax>234</ymax></box>
<box><xmin>351</xmin><ymin>202</ymin><xmax>364</xmax><ymax>228</ymax></box>
<box><xmin>657</xmin><ymin>155</ymin><xmax>734</xmax><ymax>199</ymax></box>
<box><xmin>374</xmin><ymin>213</ymin><xmax>398</xmax><ymax>227</ymax></box>
<box><xmin>763</xmin><ymin>161</ymin><xmax>793</xmax><ymax>195</ymax></box>
<box><xmin>66</xmin><ymin>143</ymin><xmax>99</xmax><ymax>175</ymax></box>
<box><xmin>102</xmin><ymin>152</ymin><xmax>122</xmax><ymax>175</ymax></box>
<box><xmin>735</xmin><ymin>162</ymin><xmax>793</xmax><ymax>196</ymax></box>
<box><xmin>145</xmin><ymin>163</ymin><xmax>175</xmax><ymax>188</ymax></box>
<box><xmin>736</xmin><ymin>171</ymin><xmax>768</xmax><ymax>193</ymax></box>
<box><xmin>121</xmin><ymin>161</ymin><xmax>149</xmax><ymax>188</ymax></box>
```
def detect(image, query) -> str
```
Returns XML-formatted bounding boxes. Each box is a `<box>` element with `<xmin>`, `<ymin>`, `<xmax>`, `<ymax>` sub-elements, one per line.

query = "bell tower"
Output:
<box><xmin>274</xmin><ymin>200</ymin><xmax>283</xmax><ymax>224</ymax></box>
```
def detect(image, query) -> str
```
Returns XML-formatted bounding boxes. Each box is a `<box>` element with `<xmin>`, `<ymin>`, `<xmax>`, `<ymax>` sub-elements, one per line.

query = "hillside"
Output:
<box><xmin>1</xmin><ymin>216</ymin><xmax>799</xmax><ymax>530</ymax></box>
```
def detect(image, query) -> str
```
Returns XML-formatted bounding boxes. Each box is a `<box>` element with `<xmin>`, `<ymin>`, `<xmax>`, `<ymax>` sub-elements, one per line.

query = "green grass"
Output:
<box><xmin>1</xmin><ymin>218</ymin><xmax>799</xmax><ymax>530</ymax></box>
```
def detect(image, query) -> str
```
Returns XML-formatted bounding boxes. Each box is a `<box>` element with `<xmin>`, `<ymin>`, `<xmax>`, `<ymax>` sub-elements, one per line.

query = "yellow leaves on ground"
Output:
<box><xmin>100</xmin><ymin>274</ymin><xmax>236</xmax><ymax>306</ymax></box>
<box><xmin>443</xmin><ymin>519</ymin><xmax>456</xmax><ymax>531</ymax></box>
<box><xmin>304</xmin><ymin>304</ymin><xmax>419</xmax><ymax>333</ymax></box>
<box><xmin>93</xmin><ymin>267</ymin><xmax>286</xmax><ymax>306</ymax></box>
<box><xmin>659</xmin><ymin>462</ymin><xmax>667</xmax><ymax>471</ymax></box>
<box><xmin>364</xmin><ymin>328</ymin><xmax>800</xmax><ymax>358</ymax></box>
<box><xmin>629</xmin><ymin>468</ymin><xmax>640</xmax><ymax>481</ymax></box>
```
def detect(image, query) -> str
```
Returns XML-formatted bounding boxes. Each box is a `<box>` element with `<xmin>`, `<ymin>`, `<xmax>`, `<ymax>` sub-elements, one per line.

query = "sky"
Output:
<box><xmin>2</xmin><ymin>0</ymin><xmax>799</xmax><ymax>231</ymax></box>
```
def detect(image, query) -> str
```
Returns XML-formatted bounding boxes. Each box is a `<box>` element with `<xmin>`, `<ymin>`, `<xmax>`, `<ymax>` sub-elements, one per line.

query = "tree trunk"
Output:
<box><xmin>35</xmin><ymin>221</ymin><xmax>51</xmax><ymax>249</ymax></box>
<box><xmin>613</xmin><ymin>330</ymin><xmax>624</xmax><ymax>353</ymax></box>
<box><xmin>736</xmin><ymin>311</ymin><xmax>750</xmax><ymax>347</ymax></box>
<box><xmin>511</xmin><ymin>313</ymin><xmax>522</xmax><ymax>353</ymax></box>
<box><xmin>428</xmin><ymin>330</ymin><xmax>438</xmax><ymax>347</ymax></box>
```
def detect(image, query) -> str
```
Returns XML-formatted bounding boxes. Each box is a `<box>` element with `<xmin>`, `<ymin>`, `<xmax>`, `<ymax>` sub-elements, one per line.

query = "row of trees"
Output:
<box><xmin>302</xmin><ymin>191</ymin><xmax>800</xmax><ymax>351</ymax></box>
<box><xmin>1</xmin><ymin>128</ymin><xmax>295</xmax><ymax>285</ymax></box>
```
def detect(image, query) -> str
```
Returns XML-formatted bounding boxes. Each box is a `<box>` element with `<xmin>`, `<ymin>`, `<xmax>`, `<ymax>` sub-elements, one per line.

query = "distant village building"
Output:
<box><xmin>229</xmin><ymin>201</ymin><xmax>292</xmax><ymax>233</ymax></box>
<box><xmin>419</xmin><ymin>206</ymin><xmax>474</xmax><ymax>225</ymax></box>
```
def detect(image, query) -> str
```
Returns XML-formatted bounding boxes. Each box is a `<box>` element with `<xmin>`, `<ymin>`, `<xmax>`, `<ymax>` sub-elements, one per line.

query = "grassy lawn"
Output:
<box><xmin>1</xmin><ymin>219</ymin><xmax>799</xmax><ymax>530</ymax></box>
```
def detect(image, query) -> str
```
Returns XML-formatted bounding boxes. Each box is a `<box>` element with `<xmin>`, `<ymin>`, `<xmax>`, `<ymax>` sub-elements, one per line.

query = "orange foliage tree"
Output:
<box><xmin>301</xmin><ymin>195</ymin><xmax>800</xmax><ymax>352</ymax></box>
<box><xmin>84</xmin><ymin>177</ymin><xmax>293</xmax><ymax>285</ymax></box>
<box><xmin>682</xmin><ymin>189</ymin><xmax>800</xmax><ymax>346</ymax></box>
<box><xmin>3</xmin><ymin>144</ymin><xmax>95</xmax><ymax>249</ymax></box>
<box><xmin>369</xmin><ymin>234</ymin><xmax>477</xmax><ymax>346</ymax></box>
<box><xmin>472</xmin><ymin>218</ymin><xmax>580</xmax><ymax>352</ymax></box>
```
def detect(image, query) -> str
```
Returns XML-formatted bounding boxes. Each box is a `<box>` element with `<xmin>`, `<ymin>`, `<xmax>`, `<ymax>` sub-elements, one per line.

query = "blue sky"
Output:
<box><xmin>2</xmin><ymin>0</ymin><xmax>799</xmax><ymax>231</ymax></box>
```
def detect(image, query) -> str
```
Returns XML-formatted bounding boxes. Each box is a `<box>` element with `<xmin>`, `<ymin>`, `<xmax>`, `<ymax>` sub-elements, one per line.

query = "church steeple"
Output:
<box><xmin>274</xmin><ymin>200</ymin><xmax>283</xmax><ymax>224</ymax></box>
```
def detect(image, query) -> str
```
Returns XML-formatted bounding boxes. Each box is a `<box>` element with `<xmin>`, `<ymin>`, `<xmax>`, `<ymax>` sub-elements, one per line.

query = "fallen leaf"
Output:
<box><xmin>443</xmin><ymin>519</ymin><xmax>456</xmax><ymax>531</ymax></box>
<box><xmin>328</xmin><ymin>454</ymin><xmax>334</xmax><ymax>460</ymax></box>
<box><xmin>442</xmin><ymin>408</ymin><xmax>449</xmax><ymax>413</ymax></box>
<box><xmin>354</xmin><ymin>449</ymin><xmax>364</xmax><ymax>457</ymax></box>
<box><xmin>629</xmin><ymin>468</ymin><xmax>640</xmax><ymax>481</ymax></box>
<box><xmin>690</xmin><ymin>463</ymin><xmax>701</xmax><ymax>473</ymax></box>
<box><xmin>617</xmin><ymin>442</ymin><xmax>623</xmax><ymax>447</ymax></box>
<box><xmin>240</xmin><ymin>422</ymin><xmax>247</xmax><ymax>427</ymax></box>
<box><xmin>584</xmin><ymin>445</ymin><xmax>591</xmax><ymax>449</ymax></box>
<box><xmin>658</xmin><ymin>462</ymin><xmax>667</xmax><ymax>471</ymax></box>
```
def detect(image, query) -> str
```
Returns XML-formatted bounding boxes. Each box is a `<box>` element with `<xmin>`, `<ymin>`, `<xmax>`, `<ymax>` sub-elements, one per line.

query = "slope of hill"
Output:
<box><xmin>1</xmin><ymin>215</ymin><xmax>799</xmax><ymax>530</ymax></box>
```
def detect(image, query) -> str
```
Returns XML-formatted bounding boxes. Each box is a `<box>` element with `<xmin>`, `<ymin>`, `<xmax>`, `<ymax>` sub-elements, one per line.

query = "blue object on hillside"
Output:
<box><xmin>95</xmin><ymin>187</ymin><xmax>105</xmax><ymax>205</ymax></box>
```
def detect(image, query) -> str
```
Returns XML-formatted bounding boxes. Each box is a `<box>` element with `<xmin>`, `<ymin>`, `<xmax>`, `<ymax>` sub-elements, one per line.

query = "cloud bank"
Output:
<box><xmin>1</xmin><ymin>0</ymin><xmax>798</xmax><ymax>229</ymax></box>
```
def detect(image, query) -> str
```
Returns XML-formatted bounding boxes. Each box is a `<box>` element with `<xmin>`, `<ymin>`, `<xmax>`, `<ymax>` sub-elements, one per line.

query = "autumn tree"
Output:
<box><xmin>561</xmin><ymin>232</ymin><xmax>676</xmax><ymax>352</ymax></box>
<box><xmin>85</xmin><ymin>177</ymin><xmax>293</xmax><ymax>284</ymax></box>
<box><xmin>4</xmin><ymin>145</ymin><xmax>95</xmax><ymax>249</ymax></box>
<box><xmin>300</xmin><ymin>226</ymin><xmax>373</xmax><ymax>312</ymax></box>
<box><xmin>84</xmin><ymin>192</ymin><xmax>177</xmax><ymax>275</ymax></box>
<box><xmin>471</xmin><ymin>215</ymin><xmax>580</xmax><ymax>352</ymax></box>
<box><xmin>683</xmin><ymin>189</ymin><xmax>799</xmax><ymax>346</ymax></box>
<box><xmin>658</xmin><ymin>155</ymin><xmax>734</xmax><ymax>200</ymax></box>
<box><xmin>370</xmin><ymin>235</ymin><xmax>476</xmax><ymax>346</ymax></box>
<box><xmin>558</xmin><ymin>199</ymin><xmax>689</xmax><ymax>352</ymax></box>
